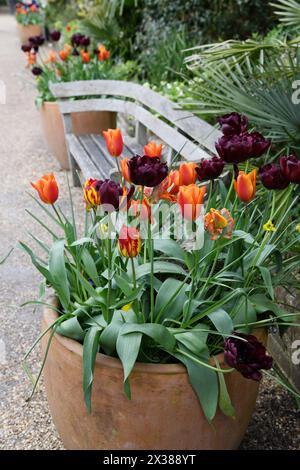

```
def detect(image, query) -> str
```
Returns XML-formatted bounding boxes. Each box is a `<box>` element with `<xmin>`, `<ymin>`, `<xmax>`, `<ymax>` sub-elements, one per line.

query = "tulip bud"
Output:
<box><xmin>259</xmin><ymin>163</ymin><xmax>289</xmax><ymax>190</ymax></box>
<box><xmin>80</xmin><ymin>50</ymin><xmax>90</xmax><ymax>64</ymax></box>
<box><xmin>49</xmin><ymin>30</ymin><xmax>61</xmax><ymax>42</ymax></box>
<box><xmin>179</xmin><ymin>162</ymin><xmax>197</xmax><ymax>186</ymax></box>
<box><xmin>224</xmin><ymin>332</ymin><xmax>273</xmax><ymax>381</ymax></box>
<box><xmin>118</xmin><ymin>225</ymin><xmax>142</xmax><ymax>258</ymax></box>
<box><xmin>144</xmin><ymin>141</ymin><xmax>163</xmax><ymax>158</ymax></box>
<box><xmin>97</xmin><ymin>179</ymin><xmax>124</xmax><ymax>211</ymax></box>
<box><xmin>97</xmin><ymin>45</ymin><xmax>110</xmax><ymax>61</ymax></box>
<box><xmin>32</xmin><ymin>66</ymin><xmax>43</xmax><ymax>76</ymax></box>
<box><xmin>83</xmin><ymin>178</ymin><xmax>101</xmax><ymax>209</ymax></box>
<box><xmin>196</xmin><ymin>156</ymin><xmax>225</xmax><ymax>181</ymax></box>
<box><xmin>280</xmin><ymin>155</ymin><xmax>300</xmax><ymax>184</ymax></box>
<box><xmin>234</xmin><ymin>169</ymin><xmax>256</xmax><ymax>203</ymax></box>
<box><xmin>31</xmin><ymin>174</ymin><xmax>59</xmax><ymax>204</ymax></box>
<box><xmin>177</xmin><ymin>184</ymin><xmax>206</xmax><ymax>221</ymax></box>
<box><xmin>120</xmin><ymin>157</ymin><xmax>131</xmax><ymax>183</ymax></box>
<box><xmin>218</xmin><ymin>112</ymin><xmax>248</xmax><ymax>136</ymax></box>
<box><xmin>103</xmin><ymin>128</ymin><xmax>124</xmax><ymax>157</ymax></box>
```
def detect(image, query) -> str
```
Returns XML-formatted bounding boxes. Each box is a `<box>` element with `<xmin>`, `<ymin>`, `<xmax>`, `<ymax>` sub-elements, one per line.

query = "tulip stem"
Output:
<box><xmin>148</xmin><ymin>221</ymin><xmax>154</xmax><ymax>323</ymax></box>
<box><xmin>116</xmin><ymin>158</ymin><xmax>122</xmax><ymax>184</ymax></box>
<box><xmin>52</xmin><ymin>204</ymin><xmax>64</xmax><ymax>226</ymax></box>
<box><xmin>130</xmin><ymin>257</ymin><xmax>136</xmax><ymax>291</ymax></box>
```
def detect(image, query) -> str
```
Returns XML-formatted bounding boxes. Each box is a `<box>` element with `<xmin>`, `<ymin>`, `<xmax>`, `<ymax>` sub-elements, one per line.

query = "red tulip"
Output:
<box><xmin>103</xmin><ymin>128</ymin><xmax>123</xmax><ymax>157</ymax></box>
<box><xmin>31</xmin><ymin>174</ymin><xmax>59</xmax><ymax>204</ymax></box>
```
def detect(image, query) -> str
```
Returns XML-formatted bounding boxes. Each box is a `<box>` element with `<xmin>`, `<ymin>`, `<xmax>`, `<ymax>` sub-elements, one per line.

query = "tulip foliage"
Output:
<box><xmin>22</xmin><ymin>120</ymin><xmax>300</xmax><ymax>422</ymax></box>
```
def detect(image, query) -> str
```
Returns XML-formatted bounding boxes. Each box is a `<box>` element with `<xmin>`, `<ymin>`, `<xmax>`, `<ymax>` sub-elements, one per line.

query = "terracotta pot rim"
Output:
<box><xmin>44</xmin><ymin>299</ymin><xmax>228</xmax><ymax>375</ymax></box>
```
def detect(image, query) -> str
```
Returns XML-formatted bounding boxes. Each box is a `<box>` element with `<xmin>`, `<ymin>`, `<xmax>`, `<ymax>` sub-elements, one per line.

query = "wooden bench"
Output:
<box><xmin>49</xmin><ymin>80</ymin><xmax>221</xmax><ymax>186</ymax></box>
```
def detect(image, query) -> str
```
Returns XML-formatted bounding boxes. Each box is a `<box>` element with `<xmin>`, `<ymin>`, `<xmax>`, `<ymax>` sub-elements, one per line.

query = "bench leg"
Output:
<box><xmin>69</xmin><ymin>153</ymin><xmax>81</xmax><ymax>187</ymax></box>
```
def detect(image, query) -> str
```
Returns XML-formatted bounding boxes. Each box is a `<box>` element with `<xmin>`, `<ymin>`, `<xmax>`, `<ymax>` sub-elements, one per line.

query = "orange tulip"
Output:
<box><xmin>46</xmin><ymin>50</ymin><xmax>56</xmax><ymax>63</ymax></box>
<box><xmin>59</xmin><ymin>50</ymin><xmax>68</xmax><ymax>61</ymax></box>
<box><xmin>64</xmin><ymin>44</ymin><xmax>72</xmax><ymax>54</ymax></box>
<box><xmin>118</xmin><ymin>225</ymin><xmax>142</xmax><ymax>258</ymax></box>
<box><xmin>81</xmin><ymin>50</ymin><xmax>90</xmax><ymax>64</ymax></box>
<box><xmin>98</xmin><ymin>45</ymin><xmax>110</xmax><ymax>61</ymax></box>
<box><xmin>128</xmin><ymin>198</ymin><xmax>151</xmax><ymax>222</ymax></box>
<box><xmin>120</xmin><ymin>157</ymin><xmax>131</xmax><ymax>183</ymax></box>
<box><xmin>83</xmin><ymin>178</ymin><xmax>100</xmax><ymax>210</ymax></box>
<box><xmin>103</xmin><ymin>128</ymin><xmax>123</xmax><ymax>157</ymax></box>
<box><xmin>178</xmin><ymin>162</ymin><xmax>197</xmax><ymax>186</ymax></box>
<box><xmin>177</xmin><ymin>184</ymin><xmax>206</xmax><ymax>221</ymax></box>
<box><xmin>144</xmin><ymin>141</ymin><xmax>163</xmax><ymax>158</ymax></box>
<box><xmin>31</xmin><ymin>174</ymin><xmax>59</xmax><ymax>204</ymax></box>
<box><xmin>66</xmin><ymin>25</ymin><xmax>71</xmax><ymax>32</ymax></box>
<box><xmin>234</xmin><ymin>169</ymin><xmax>257</xmax><ymax>203</ymax></box>
<box><xmin>26</xmin><ymin>50</ymin><xmax>36</xmax><ymax>67</ymax></box>
<box><xmin>157</xmin><ymin>170</ymin><xmax>180</xmax><ymax>202</ymax></box>
<box><xmin>204</xmin><ymin>208</ymin><xmax>234</xmax><ymax>240</ymax></box>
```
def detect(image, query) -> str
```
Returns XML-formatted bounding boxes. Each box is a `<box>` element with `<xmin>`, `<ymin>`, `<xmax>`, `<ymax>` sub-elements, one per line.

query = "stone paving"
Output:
<box><xmin>0</xmin><ymin>12</ymin><xmax>299</xmax><ymax>450</ymax></box>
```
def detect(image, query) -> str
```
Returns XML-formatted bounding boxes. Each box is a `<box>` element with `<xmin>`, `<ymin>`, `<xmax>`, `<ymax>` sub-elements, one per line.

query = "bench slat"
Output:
<box><xmin>66</xmin><ymin>134</ymin><xmax>102</xmax><ymax>181</ymax></box>
<box><xmin>50</xmin><ymin>80</ymin><xmax>221</xmax><ymax>153</ymax></box>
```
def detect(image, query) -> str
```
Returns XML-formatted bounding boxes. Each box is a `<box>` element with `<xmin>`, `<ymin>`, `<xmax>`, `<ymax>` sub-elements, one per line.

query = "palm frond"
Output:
<box><xmin>270</xmin><ymin>0</ymin><xmax>300</xmax><ymax>26</ymax></box>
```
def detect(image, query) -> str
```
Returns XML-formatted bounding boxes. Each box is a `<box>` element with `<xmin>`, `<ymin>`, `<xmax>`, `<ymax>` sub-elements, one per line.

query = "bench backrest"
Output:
<box><xmin>50</xmin><ymin>80</ymin><xmax>221</xmax><ymax>163</ymax></box>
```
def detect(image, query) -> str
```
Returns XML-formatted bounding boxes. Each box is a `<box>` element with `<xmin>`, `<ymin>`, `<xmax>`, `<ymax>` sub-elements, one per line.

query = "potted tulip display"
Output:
<box><xmin>20</xmin><ymin>31</ymin><xmax>136</xmax><ymax>169</ymax></box>
<box><xmin>15</xmin><ymin>1</ymin><xmax>43</xmax><ymax>43</ymax></box>
<box><xmin>21</xmin><ymin>115</ymin><xmax>300</xmax><ymax>450</ymax></box>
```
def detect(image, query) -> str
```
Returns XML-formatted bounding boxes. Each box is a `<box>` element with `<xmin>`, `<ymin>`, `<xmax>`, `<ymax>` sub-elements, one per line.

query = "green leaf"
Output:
<box><xmin>175</xmin><ymin>347</ymin><xmax>218</xmax><ymax>422</ymax></box>
<box><xmin>83</xmin><ymin>326</ymin><xmax>101</xmax><ymax>413</ymax></box>
<box><xmin>233</xmin><ymin>230</ymin><xmax>257</xmax><ymax>245</ymax></box>
<box><xmin>258</xmin><ymin>266</ymin><xmax>274</xmax><ymax>300</ymax></box>
<box><xmin>116</xmin><ymin>325</ymin><xmax>142</xmax><ymax>399</ymax></box>
<box><xmin>154</xmin><ymin>239</ymin><xmax>186</xmax><ymax>262</ymax></box>
<box><xmin>49</xmin><ymin>239</ymin><xmax>70</xmax><ymax>311</ymax></box>
<box><xmin>208</xmin><ymin>309</ymin><xmax>234</xmax><ymax>335</ymax></box>
<box><xmin>81</xmin><ymin>249</ymin><xmax>100</xmax><ymax>287</ymax></box>
<box><xmin>56</xmin><ymin>317</ymin><xmax>85</xmax><ymax>341</ymax></box>
<box><xmin>214</xmin><ymin>356</ymin><xmax>235</xmax><ymax>418</ymax></box>
<box><xmin>135</xmin><ymin>261</ymin><xmax>187</xmax><ymax>280</ymax></box>
<box><xmin>121</xmin><ymin>323</ymin><xmax>176</xmax><ymax>352</ymax></box>
<box><xmin>100</xmin><ymin>319</ymin><xmax>124</xmax><ymax>356</ymax></box>
<box><xmin>154</xmin><ymin>278</ymin><xmax>188</xmax><ymax>322</ymax></box>
<box><xmin>175</xmin><ymin>326</ymin><xmax>209</xmax><ymax>355</ymax></box>
<box><xmin>249</xmin><ymin>293</ymin><xmax>286</xmax><ymax>319</ymax></box>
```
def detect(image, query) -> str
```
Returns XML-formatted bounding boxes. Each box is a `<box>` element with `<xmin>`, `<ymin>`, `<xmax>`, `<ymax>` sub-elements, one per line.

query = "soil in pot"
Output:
<box><xmin>41</xmin><ymin>303</ymin><xmax>266</xmax><ymax>450</ymax></box>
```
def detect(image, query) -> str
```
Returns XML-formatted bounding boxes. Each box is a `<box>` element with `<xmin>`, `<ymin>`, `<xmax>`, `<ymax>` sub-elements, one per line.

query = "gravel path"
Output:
<box><xmin>0</xmin><ymin>12</ymin><xmax>299</xmax><ymax>450</ymax></box>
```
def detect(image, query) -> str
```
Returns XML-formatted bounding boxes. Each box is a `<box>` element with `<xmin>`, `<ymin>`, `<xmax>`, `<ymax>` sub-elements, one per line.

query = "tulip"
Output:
<box><xmin>97</xmin><ymin>45</ymin><xmax>110</xmax><ymax>61</ymax></box>
<box><xmin>218</xmin><ymin>112</ymin><xmax>248</xmax><ymax>136</ymax></box>
<box><xmin>156</xmin><ymin>170</ymin><xmax>180</xmax><ymax>202</ymax></box>
<box><xmin>224</xmin><ymin>332</ymin><xmax>273</xmax><ymax>381</ymax></box>
<box><xmin>71</xmin><ymin>48</ymin><xmax>79</xmax><ymax>56</ymax></box>
<box><xmin>64</xmin><ymin>44</ymin><xmax>72</xmax><ymax>55</ymax></box>
<box><xmin>29</xmin><ymin>35</ymin><xmax>44</xmax><ymax>47</ymax></box>
<box><xmin>32</xmin><ymin>66</ymin><xmax>43</xmax><ymax>76</ymax></box>
<box><xmin>280</xmin><ymin>155</ymin><xmax>300</xmax><ymax>184</ymax></box>
<box><xmin>128</xmin><ymin>198</ymin><xmax>151</xmax><ymax>222</ymax></box>
<box><xmin>31</xmin><ymin>174</ymin><xmax>59</xmax><ymax>204</ymax></box>
<box><xmin>80</xmin><ymin>36</ymin><xmax>90</xmax><ymax>47</ymax></box>
<box><xmin>49</xmin><ymin>30</ymin><xmax>61</xmax><ymax>42</ymax></box>
<box><xmin>128</xmin><ymin>155</ymin><xmax>168</xmax><ymax>187</ymax></box>
<box><xmin>71</xmin><ymin>33</ymin><xmax>84</xmax><ymax>47</ymax></box>
<box><xmin>179</xmin><ymin>162</ymin><xmax>197</xmax><ymax>186</ymax></box>
<box><xmin>196</xmin><ymin>156</ymin><xmax>225</xmax><ymax>181</ymax></box>
<box><xmin>216</xmin><ymin>132</ymin><xmax>270</xmax><ymax>164</ymax></box>
<box><xmin>120</xmin><ymin>157</ymin><xmax>131</xmax><ymax>183</ymax></box>
<box><xmin>118</xmin><ymin>225</ymin><xmax>142</xmax><ymax>258</ymax></box>
<box><xmin>234</xmin><ymin>169</ymin><xmax>256</xmax><ymax>203</ymax></box>
<box><xmin>46</xmin><ymin>50</ymin><xmax>56</xmax><ymax>63</ymax></box>
<box><xmin>26</xmin><ymin>50</ymin><xmax>36</xmax><ymax>66</ymax></box>
<box><xmin>83</xmin><ymin>178</ymin><xmax>101</xmax><ymax>209</ymax></box>
<box><xmin>259</xmin><ymin>163</ymin><xmax>289</xmax><ymax>190</ymax></box>
<box><xmin>81</xmin><ymin>50</ymin><xmax>90</xmax><ymax>64</ymax></box>
<box><xmin>144</xmin><ymin>141</ymin><xmax>163</xmax><ymax>158</ymax></box>
<box><xmin>59</xmin><ymin>50</ymin><xmax>68</xmax><ymax>61</ymax></box>
<box><xmin>204</xmin><ymin>208</ymin><xmax>234</xmax><ymax>240</ymax></box>
<box><xmin>178</xmin><ymin>184</ymin><xmax>206</xmax><ymax>221</ymax></box>
<box><xmin>97</xmin><ymin>179</ymin><xmax>125</xmax><ymax>211</ymax></box>
<box><xmin>103</xmin><ymin>128</ymin><xmax>123</xmax><ymax>157</ymax></box>
<box><xmin>21</xmin><ymin>44</ymin><xmax>31</xmax><ymax>53</ymax></box>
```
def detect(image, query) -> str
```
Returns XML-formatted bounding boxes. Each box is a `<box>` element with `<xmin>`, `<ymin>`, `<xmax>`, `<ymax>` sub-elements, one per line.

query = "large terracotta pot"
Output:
<box><xmin>16</xmin><ymin>23</ymin><xmax>42</xmax><ymax>43</ymax></box>
<box><xmin>39</xmin><ymin>101</ymin><xmax>116</xmax><ymax>170</ymax></box>
<box><xmin>41</xmin><ymin>304</ymin><xmax>264</xmax><ymax>450</ymax></box>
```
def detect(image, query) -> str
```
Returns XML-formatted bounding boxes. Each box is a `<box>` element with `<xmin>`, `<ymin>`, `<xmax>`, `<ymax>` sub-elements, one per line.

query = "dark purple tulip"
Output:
<box><xmin>31</xmin><ymin>66</ymin><xmax>43</xmax><ymax>76</ymax></box>
<box><xmin>21</xmin><ymin>44</ymin><xmax>31</xmax><ymax>53</ymax></box>
<box><xmin>72</xmin><ymin>48</ymin><xmax>80</xmax><ymax>56</ymax></box>
<box><xmin>196</xmin><ymin>156</ymin><xmax>225</xmax><ymax>181</ymax></box>
<box><xmin>218</xmin><ymin>112</ymin><xmax>248</xmax><ymax>136</ymax></box>
<box><xmin>128</xmin><ymin>155</ymin><xmax>168</xmax><ymax>187</ymax></box>
<box><xmin>29</xmin><ymin>35</ymin><xmax>44</xmax><ymax>46</ymax></box>
<box><xmin>71</xmin><ymin>33</ymin><xmax>84</xmax><ymax>47</ymax></box>
<box><xmin>224</xmin><ymin>332</ymin><xmax>273</xmax><ymax>381</ymax></box>
<box><xmin>96</xmin><ymin>179</ymin><xmax>124</xmax><ymax>211</ymax></box>
<box><xmin>49</xmin><ymin>30</ymin><xmax>61</xmax><ymax>42</ymax></box>
<box><xmin>216</xmin><ymin>132</ymin><xmax>270</xmax><ymax>164</ymax></box>
<box><xmin>80</xmin><ymin>36</ymin><xmax>90</xmax><ymax>47</ymax></box>
<box><xmin>259</xmin><ymin>163</ymin><xmax>289</xmax><ymax>190</ymax></box>
<box><xmin>280</xmin><ymin>155</ymin><xmax>300</xmax><ymax>184</ymax></box>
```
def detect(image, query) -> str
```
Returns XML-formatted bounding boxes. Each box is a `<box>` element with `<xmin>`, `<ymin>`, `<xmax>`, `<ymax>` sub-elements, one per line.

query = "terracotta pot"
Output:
<box><xmin>16</xmin><ymin>23</ymin><xmax>42</xmax><ymax>43</ymax></box>
<box><xmin>39</xmin><ymin>101</ymin><xmax>116</xmax><ymax>170</ymax></box>
<box><xmin>41</xmin><ymin>303</ymin><xmax>265</xmax><ymax>450</ymax></box>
